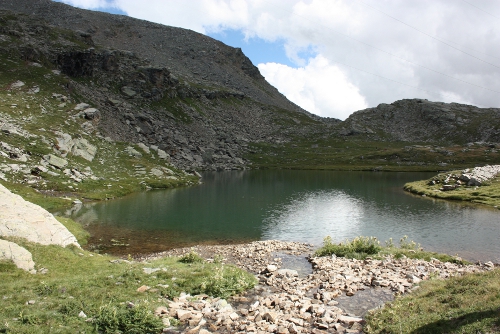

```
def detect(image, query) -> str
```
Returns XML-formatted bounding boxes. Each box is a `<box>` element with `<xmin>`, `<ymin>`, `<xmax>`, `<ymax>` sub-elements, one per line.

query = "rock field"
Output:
<box><xmin>142</xmin><ymin>240</ymin><xmax>495</xmax><ymax>334</ymax></box>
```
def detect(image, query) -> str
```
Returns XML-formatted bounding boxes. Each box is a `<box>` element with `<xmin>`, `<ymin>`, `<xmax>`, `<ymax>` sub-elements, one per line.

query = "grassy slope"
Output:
<box><xmin>0</xmin><ymin>52</ymin><xmax>198</xmax><ymax>212</ymax></box>
<box><xmin>365</xmin><ymin>269</ymin><xmax>500</xmax><ymax>334</ymax></box>
<box><xmin>0</xmin><ymin>235</ymin><xmax>256</xmax><ymax>333</ymax></box>
<box><xmin>246</xmin><ymin>139</ymin><xmax>499</xmax><ymax>172</ymax></box>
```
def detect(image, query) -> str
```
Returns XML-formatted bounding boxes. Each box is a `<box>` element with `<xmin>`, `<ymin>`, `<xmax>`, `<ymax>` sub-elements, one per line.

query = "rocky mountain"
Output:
<box><xmin>338</xmin><ymin>99</ymin><xmax>500</xmax><ymax>144</ymax></box>
<box><xmin>0</xmin><ymin>0</ymin><xmax>327</xmax><ymax>172</ymax></box>
<box><xmin>0</xmin><ymin>0</ymin><xmax>498</xmax><ymax>179</ymax></box>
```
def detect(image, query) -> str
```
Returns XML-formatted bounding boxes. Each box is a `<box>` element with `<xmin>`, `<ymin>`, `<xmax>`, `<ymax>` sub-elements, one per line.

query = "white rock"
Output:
<box><xmin>0</xmin><ymin>183</ymin><xmax>80</xmax><ymax>247</ymax></box>
<box><xmin>10</xmin><ymin>81</ymin><xmax>25</xmax><ymax>89</ymax></box>
<box><xmin>0</xmin><ymin>239</ymin><xmax>36</xmax><ymax>273</ymax></box>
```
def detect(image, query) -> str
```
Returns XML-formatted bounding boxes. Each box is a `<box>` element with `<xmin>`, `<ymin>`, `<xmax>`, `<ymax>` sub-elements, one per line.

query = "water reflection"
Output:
<box><xmin>263</xmin><ymin>190</ymin><xmax>364</xmax><ymax>243</ymax></box>
<box><xmin>69</xmin><ymin>170</ymin><xmax>500</xmax><ymax>261</ymax></box>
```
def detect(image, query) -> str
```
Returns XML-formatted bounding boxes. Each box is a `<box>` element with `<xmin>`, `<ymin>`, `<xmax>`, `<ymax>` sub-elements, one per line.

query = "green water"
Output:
<box><xmin>70</xmin><ymin>170</ymin><xmax>500</xmax><ymax>261</ymax></box>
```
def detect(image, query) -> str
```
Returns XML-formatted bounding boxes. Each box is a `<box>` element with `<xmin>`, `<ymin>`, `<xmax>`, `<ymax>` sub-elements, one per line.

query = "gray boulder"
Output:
<box><xmin>43</xmin><ymin>154</ymin><xmax>68</xmax><ymax>169</ymax></box>
<box><xmin>125</xmin><ymin>146</ymin><xmax>142</xmax><ymax>158</ymax></box>
<box><xmin>82</xmin><ymin>107</ymin><xmax>100</xmax><ymax>120</ymax></box>
<box><xmin>121</xmin><ymin>86</ymin><xmax>137</xmax><ymax>97</ymax></box>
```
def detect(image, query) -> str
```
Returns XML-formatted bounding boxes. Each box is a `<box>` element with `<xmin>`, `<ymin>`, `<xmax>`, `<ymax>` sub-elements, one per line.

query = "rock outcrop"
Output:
<box><xmin>338</xmin><ymin>99</ymin><xmax>500</xmax><ymax>144</ymax></box>
<box><xmin>0</xmin><ymin>183</ymin><xmax>80</xmax><ymax>247</ymax></box>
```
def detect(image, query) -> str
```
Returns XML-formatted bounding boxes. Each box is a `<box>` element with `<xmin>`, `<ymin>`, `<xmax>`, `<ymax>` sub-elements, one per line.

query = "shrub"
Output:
<box><xmin>200</xmin><ymin>264</ymin><xmax>257</xmax><ymax>299</ymax></box>
<box><xmin>315</xmin><ymin>236</ymin><xmax>382</xmax><ymax>259</ymax></box>
<box><xmin>92</xmin><ymin>302</ymin><xmax>163</xmax><ymax>334</ymax></box>
<box><xmin>178</xmin><ymin>250</ymin><xmax>204</xmax><ymax>263</ymax></box>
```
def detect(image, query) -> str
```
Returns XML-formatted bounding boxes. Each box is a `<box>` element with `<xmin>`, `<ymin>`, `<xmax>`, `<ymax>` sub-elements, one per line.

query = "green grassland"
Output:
<box><xmin>0</xmin><ymin>221</ymin><xmax>256</xmax><ymax>334</ymax></box>
<box><xmin>246</xmin><ymin>138</ymin><xmax>499</xmax><ymax>172</ymax></box>
<box><xmin>365</xmin><ymin>269</ymin><xmax>500</xmax><ymax>333</ymax></box>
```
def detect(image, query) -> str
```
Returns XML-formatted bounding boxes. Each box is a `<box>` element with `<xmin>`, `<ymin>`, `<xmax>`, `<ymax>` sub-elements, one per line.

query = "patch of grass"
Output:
<box><xmin>0</xmin><ymin>241</ymin><xmax>257</xmax><ymax>333</ymax></box>
<box><xmin>178</xmin><ymin>250</ymin><xmax>204</xmax><ymax>263</ymax></box>
<box><xmin>55</xmin><ymin>216</ymin><xmax>90</xmax><ymax>245</ymax></box>
<box><xmin>405</xmin><ymin>172</ymin><xmax>500</xmax><ymax>209</ymax></box>
<box><xmin>315</xmin><ymin>236</ymin><xmax>382</xmax><ymax>259</ymax></box>
<box><xmin>93</xmin><ymin>302</ymin><xmax>163</xmax><ymax>334</ymax></box>
<box><xmin>315</xmin><ymin>235</ymin><xmax>467</xmax><ymax>264</ymax></box>
<box><xmin>365</xmin><ymin>269</ymin><xmax>500</xmax><ymax>334</ymax></box>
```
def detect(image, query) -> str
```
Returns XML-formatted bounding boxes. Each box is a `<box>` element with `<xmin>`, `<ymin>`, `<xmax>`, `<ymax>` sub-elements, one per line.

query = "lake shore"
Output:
<box><xmin>141</xmin><ymin>240</ymin><xmax>497</xmax><ymax>333</ymax></box>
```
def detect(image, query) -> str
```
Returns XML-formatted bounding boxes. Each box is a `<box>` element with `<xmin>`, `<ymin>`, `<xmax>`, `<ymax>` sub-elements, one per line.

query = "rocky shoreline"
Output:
<box><xmin>141</xmin><ymin>240</ymin><xmax>496</xmax><ymax>334</ymax></box>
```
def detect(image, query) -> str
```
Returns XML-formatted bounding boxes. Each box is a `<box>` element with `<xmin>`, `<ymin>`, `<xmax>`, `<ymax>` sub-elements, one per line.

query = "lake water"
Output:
<box><xmin>69</xmin><ymin>170</ymin><xmax>500</xmax><ymax>262</ymax></box>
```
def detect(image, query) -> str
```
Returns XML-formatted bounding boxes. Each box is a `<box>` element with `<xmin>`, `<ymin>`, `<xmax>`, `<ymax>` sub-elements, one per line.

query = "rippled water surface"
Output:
<box><xmin>69</xmin><ymin>170</ymin><xmax>500</xmax><ymax>261</ymax></box>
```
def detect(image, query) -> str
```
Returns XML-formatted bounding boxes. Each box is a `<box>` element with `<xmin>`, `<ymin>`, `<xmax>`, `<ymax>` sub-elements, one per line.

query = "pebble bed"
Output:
<box><xmin>143</xmin><ymin>240</ymin><xmax>496</xmax><ymax>334</ymax></box>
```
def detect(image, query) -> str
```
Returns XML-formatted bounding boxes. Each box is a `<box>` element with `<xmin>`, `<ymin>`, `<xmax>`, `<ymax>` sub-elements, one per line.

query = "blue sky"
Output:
<box><xmin>207</xmin><ymin>30</ymin><xmax>293</xmax><ymax>68</ymax></box>
<box><xmin>55</xmin><ymin>0</ymin><xmax>500</xmax><ymax>119</ymax></box>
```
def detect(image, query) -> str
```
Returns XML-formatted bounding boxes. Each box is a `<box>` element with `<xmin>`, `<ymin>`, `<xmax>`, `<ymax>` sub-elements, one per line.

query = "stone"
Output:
<box><xmin>263</xmin><ymin>311</ymin><xmax>279</xmax><ymax>323</ymax></box>
<box><xmin>10</xmin><ymin>80</ymin><xmax>25</xmax><ymax>88</ymax></box>
<box><xmin>73</xmin><ymin>138</ymin><xmax>97</xmax><ymax>161</ymax></box>
<box><xmin>339</xmin><ymin>315</ymin><xmax>364</xmax><ymax>324</ymax></box>
<box><xmin>0</xmin><ymin>239</ymin><xmax>36</xmax><ymax>273</ymax></box>
<box><xmin>125</xmin><ymin>146</ymin><xmax>142</xmax><ymax>158</ymax></box>
<box><xmin>177</xmin><ymin>309</ymin><xmax>192</xmax><ymax>321</ymax></box>
<box><xmin>150</xmin><ymin>168</ymin><xmax>163</xmax><ymax>177</ymax></box>
<box><xmin>157</xmin><ymin>149</ymin><xmax>169</xmax><ymax>160</ymax></box>
<box><xmin>74</xmin><ymin>103</ymin><xmax>90</xmax><ymax>111</ymax></box>
<box><xmin>78</xmin><ymin>311</ymin><xmax>87</xmax><ymax>318</ymax></box>
<box><xmin>137</xmin><ymin>143</ymin><xmax>150</xmax><ymax>154</ymax></box>
<box><xmin>43</xmin><ymin>154</ymin><xmax>68</xmax><ymax>169</ymax></box>
<box><xmin>121</xmin><ymin>86</ymin><xmax>137</xmax><ymax>97</ymax></box>
<box><xmin>82</xmin><ymin>108</ymin><xmax>100</xmax><ymax>120</ymax></box>
<box><xmin>276</xmin><ymin>269</ymin><xmax>299</xmax><ymax>278</ymax></box>
<box><xmin>136</xmin><ymin>285</ymin><xmax>150</xmax><ymax>292</ymax></box>
<box><xmin>1</xmin><ymin>124</ymin><xmax>19</xmax><ymax>135</ymax></box>
<box><xmin>107</xmin><ymin>98</ymin><xmax>122</xmax><ymax>106</ymax></box>
<box><xmin>0</xmin><ymin>184</ymin><xmax>79</xmax><ymax>247</ymax></box>
<box><xmin>267</xmin><ymin>264</ymin><xmax>278</xmax><ymax>272</ymax></box>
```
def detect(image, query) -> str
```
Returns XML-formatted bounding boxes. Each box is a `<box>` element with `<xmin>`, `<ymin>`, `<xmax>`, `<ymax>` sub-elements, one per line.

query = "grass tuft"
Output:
<box><xmin>365</xmin><ymin>269</ymin><xmax>500</xmax><ymax>334</ymax></box>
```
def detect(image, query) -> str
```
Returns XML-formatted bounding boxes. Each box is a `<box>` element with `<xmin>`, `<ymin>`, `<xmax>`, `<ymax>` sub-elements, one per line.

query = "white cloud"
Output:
<box><xmin>258</xmin><ymin>55</ymin><xmax>368</xmax><ymax>119</ymax></box>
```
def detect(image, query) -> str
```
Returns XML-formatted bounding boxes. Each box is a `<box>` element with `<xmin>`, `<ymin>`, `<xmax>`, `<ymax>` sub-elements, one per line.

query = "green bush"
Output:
<box><xmin>315</xmin><ymin>236</ymin><xmax>382</xmax><ymax>259</ymax></box>
<box><xmin>179</xmin><ymin>250</ymin><xmax>204</xmax><ymax>263</ymax></box>
<box><xmin>92</xmin><ymin>302</ymin><xmax>163</xmax><ymax>334</ymax></box>
<box><xmin>200</xmin><ymin>264</ymin><xmax>257</xmax><ymax>299</ymax></box>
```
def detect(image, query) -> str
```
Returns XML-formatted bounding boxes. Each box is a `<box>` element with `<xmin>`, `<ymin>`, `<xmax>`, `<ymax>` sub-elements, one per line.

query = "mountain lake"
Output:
<box><xmin>67</xmin><ymin>170</ymin><xmax>500</xmax><ymax>262</ymax></box>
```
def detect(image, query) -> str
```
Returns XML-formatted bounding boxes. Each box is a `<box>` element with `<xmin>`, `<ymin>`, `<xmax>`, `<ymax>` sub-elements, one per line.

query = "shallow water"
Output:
<box><xmin>68</xmin><ymin>170</ymin><xmax>500</xmax><ymax>262</ymax></box>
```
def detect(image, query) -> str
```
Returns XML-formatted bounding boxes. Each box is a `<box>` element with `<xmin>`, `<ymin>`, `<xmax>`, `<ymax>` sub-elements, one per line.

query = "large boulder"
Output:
<box><xmin>0</xmin><ymin>239</ymin><xmax>36</xmax><ymax>273</ymax></box>
<box><xmin>0</xmin><ymin>183</ymin><xmax>80</xmax><ymax>247</ymax></box>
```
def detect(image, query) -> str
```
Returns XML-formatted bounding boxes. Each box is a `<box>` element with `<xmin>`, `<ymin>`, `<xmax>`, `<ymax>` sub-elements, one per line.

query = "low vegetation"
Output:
<box><xmin>246</xmin><ymin>140</ymin><xmax>498</xmax><ymax>172</ymax></box>
<box><xmin>405</xmin><ymin>172</ymin><xmax>500</xmax><ymax>209</ymax></box>
<box><xmin>0</xmin><ymin>223</ymin><xmax>257</xmax><ymax>333</ymax></box>
<box><xmin>365</xmin><ymin>268</ymin><xmax>500</xmax><ymax>333</ymax></box>
<box><xmin>315</xmin><ymin>236</ymin><xmax>468</xmax><ymax>264</ymax></box>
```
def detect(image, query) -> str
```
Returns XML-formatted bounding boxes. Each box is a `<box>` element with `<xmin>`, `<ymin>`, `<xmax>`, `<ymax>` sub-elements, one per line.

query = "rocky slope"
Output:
<box><xmin>0</xmin><ymin>0</ymin><xmax>325</xmax><ymax>172</ymax></box>
<box><xmin>337</xmin><ymin>99</ymin><xmax>500</xmax><ymax>144</ymax></box>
